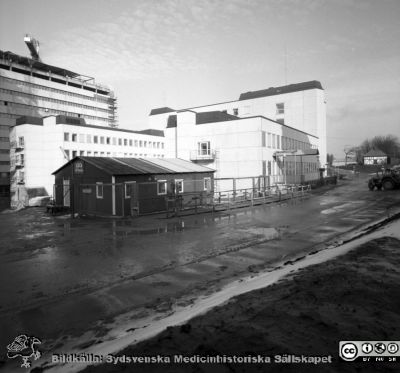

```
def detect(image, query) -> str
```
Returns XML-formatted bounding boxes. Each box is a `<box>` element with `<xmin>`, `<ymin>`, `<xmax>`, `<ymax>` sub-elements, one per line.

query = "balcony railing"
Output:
<box><xmin>190</xmin><ymin>150</ymin><xmax>216</xmax><ymax>161</ymax></box>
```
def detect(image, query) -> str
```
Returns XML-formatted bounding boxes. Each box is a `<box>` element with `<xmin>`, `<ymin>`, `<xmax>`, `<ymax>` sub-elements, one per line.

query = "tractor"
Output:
<box><xmin>368</xmin><ymin>166</ymin><xmax>400</xmax><ymax>191</ymax></box>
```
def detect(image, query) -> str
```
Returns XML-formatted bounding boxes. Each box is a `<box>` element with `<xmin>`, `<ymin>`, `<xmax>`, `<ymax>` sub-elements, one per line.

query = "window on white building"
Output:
<box><xmin>86</xmin><ymin>134</ymin><xmax>92</xmax><ymax>143</ymax></box>
<box><xmin>124</xmin><ymin>139</ymin><xmax>128</xmax><ymax>146</ymax></box>
<box><xmin>72</xmin><ymin>150</ymin><xmax>77</xmax><ymax>158</ymax></box>
<box><xmin>129</xmin><ymin>139</ymin><xmax>132</xmax><ymax>146</ymax></box>
<box><xmin>157</xmin><ymin>180</ymin><xmax>167</xmax><ymax>195</ymax></box>
<box><xmin>80</xmin><ymin>150</ymin><xmax>84</xmax><ymax>156</ymax></box>
<box><xmin>277</xmin><ymin>135</ymin><xmax>280</xmax><ymax>149</ymax></box>
<box><xmin>94</xmin><ymin>136</ymin><xmax>98</xmax><ymax>144</ymax></box>
<box><xmin>276</xmin><ymin>118</ymin><xmax>285</xmax><ymax>125</ymax></box>
<box><xmin>262</xmin><ymin>131</ymin><xmax>266</xmax><ymax>147</ymax></box>
<box><xmin>100</xmin><ymin>137</ymin><xmax>105</xmax><ymax>144</ymax></box>
<box><xmin>79</xmin><ymin>134</ymin><xmax>85</xmax><ymax>143</ymax></box>
<box><xmin>276</xmin><ymin>103</ymin><xmax>284</xmax><ymax>115</ymax></box>
<box><xmin>267</xmin><ymin>133</ymin><xmax>272</xmax><ymax>148</ymax></box>
<box><xmin>72</xmin><ymin>134</ymin><xmax>77</xmax><ymax>142</ymax></box>
<box><xmin>106</xmin><ymin>137</ymin><xmax>111</xmax><ymax>145</ymax></box>
<box><xmin>64</xmin><ymin>133</ymin><xmax>69</xmax><ymax>141</ymax></box>
<box><xmin>198</xmin><ymin>141</ymin><xmax>211</xmax><ymax>156</ymax></box>
<box><xmin>118</xmin><ymin>138</ymin><xmax>122</xmax><ymax>146</ymax></box>
<box><xmin>272</xmin><ymin>134</ymin><xmax>276</xmax><ymax>148</ymax></box>
<box><xmin>233</xmin><ymin>108</ymin><xmax>238</xmax><ymax>116</ymax></box>
<box><xmin>241</xmin><ymin>105</ymin><xmax>251</xmax><ymax>115</ymax></box>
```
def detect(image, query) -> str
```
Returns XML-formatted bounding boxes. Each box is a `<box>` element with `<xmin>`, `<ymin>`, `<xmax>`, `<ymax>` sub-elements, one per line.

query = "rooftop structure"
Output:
<box><xmin>0</xmin><ymin>35</ymin><xmax>118</xmax><ymax>202</ymax></box>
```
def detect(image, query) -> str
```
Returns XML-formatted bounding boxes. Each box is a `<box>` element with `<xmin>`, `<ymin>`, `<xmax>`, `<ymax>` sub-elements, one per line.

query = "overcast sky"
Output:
<box><xmin>1</xmin><ymin>0</ymin><xmax>399</xmax><ymax>158</ymax></box>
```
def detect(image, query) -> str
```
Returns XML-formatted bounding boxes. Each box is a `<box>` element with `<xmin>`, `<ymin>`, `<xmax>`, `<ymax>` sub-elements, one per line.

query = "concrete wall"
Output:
<box><xmin>152</xmin><ymin>85</ymin><xmax>326</xmax><ymax>170</ymax></box>
<box><xmin>165</xmin><ymin>113</ymin><xmax>320</xmax><ymax>191</ymax></box>
<box><xmin>9</xmin><ymin>116</ymin><xmax>166</xmax><ymax>206</ymax></box>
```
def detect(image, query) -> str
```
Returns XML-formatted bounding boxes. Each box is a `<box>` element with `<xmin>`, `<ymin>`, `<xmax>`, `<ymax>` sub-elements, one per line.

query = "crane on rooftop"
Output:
<box><xmin>24</xmin><ymin>34</ymin><xmax>41</xmax><ymax>61</ymax></box>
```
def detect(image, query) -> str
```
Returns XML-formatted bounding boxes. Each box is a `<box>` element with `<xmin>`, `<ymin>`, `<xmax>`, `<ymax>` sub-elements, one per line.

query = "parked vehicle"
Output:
<box><xmin>368</xmin><ymin>166</ymin><xmax>400</xmax><ymax>191</ymax></box>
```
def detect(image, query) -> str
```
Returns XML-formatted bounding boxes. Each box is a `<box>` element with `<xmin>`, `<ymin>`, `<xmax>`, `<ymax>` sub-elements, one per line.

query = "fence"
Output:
<box><xmin>52</xmin><ymin>175</ymin><xmax>331</xmax><ymax>217</ymax></box>
<box><xmin>213</xmin><ymin>184</ymin><xmax>310</xmax><ymax>212</ymax></box>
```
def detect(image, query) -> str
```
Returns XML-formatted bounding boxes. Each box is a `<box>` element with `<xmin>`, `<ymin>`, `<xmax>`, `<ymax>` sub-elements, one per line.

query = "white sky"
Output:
<box><xmin>1</xmin><ymin>0</ymin><xmax>399</xmax><ymax>158</ymax></box>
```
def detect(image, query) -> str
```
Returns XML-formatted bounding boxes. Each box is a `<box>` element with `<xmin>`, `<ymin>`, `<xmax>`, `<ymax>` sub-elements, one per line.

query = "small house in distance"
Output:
<box><xmin>52</xmin><ymin>157</ymin><xmax>215</xmax><ymax>217</ymax></box>
<box><xmin>363</xmin><ymin>149</ymin><xmax>388</xmax><ymax>165</ymax></box>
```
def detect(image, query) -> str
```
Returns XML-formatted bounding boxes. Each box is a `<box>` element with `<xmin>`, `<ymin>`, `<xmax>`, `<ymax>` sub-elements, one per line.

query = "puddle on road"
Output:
<box><xmin>321</xmin><ymin>201</ymin><xmax>365</xmax><ymax>215</ymax></box>
<box><xmin>236</xmin><ymin>227</ymin><xmax>280</xmax><ymax>240</ymax></box>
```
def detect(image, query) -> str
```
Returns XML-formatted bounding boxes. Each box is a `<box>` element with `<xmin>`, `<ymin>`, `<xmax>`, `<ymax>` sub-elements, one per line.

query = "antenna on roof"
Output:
<box><xmin>24</xmin><ymin>34</ymin><xmax>41</xmax><ymax>61</ymax></box>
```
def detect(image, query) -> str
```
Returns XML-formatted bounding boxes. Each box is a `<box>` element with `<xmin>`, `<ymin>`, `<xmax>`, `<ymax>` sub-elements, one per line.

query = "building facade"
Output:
<box><xmin>149</xmin><ymin>81</ymin><xmax>326</xmax><ymax>189</ymax></box>
<box><xmin>162</xmin><ymin>110</ymin><xmax>320</xmax><ymax>191</ymax></box>
<box><xmin>53</xmin><ymin>157</ymin><xmax>214</xmax><ymax>216</ymax></box>
<box><xmin>363</xmin><ymin>149</ymin><xmax>388</xmax><ymax>165</ymax></box>
<box><xmin>9</xmin><ymin>115</ymin><xmax>165</xmax><ymax>207</ymax></box>
<box><xmin>150</xmin><ymin>81</ymin><xmax>326</xmax><ymax>164</ymax></box>
<box><xmin>0</xmin><ymin>48</ymin><xmax>117</xmax><ymax>202</ymax></box>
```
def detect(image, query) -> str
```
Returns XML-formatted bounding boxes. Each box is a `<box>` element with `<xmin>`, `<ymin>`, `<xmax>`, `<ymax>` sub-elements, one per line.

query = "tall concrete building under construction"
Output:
<box><xmin>0</xmin><ymin>35</ymin><xmax>117</xmax><ymax>206</ymax></box>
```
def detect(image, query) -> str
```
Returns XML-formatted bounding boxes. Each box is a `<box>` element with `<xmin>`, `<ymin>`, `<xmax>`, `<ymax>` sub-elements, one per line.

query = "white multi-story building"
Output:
<box><xmin>0</xmin><ymin>47</ymin><xmax>117</xmax><ymax>203</ymax></box>
<box><xmin>149</xmin><ymin>81</ymin><xmax>326</xmax><ymax>190</ymax></box>
<box><xmin>9</xmin><ymin>115</ymin><xmax>165</xmax><ymax>206</ymax></box>
<box><xmin>163</xmin><ymin>110</ymin><xmax>319</xmax><ymax>191</ymax></box>
<box><xmin>150</xmin><ymin>81</ymin><xmax>326</xmax><ymax>161</ymax></box>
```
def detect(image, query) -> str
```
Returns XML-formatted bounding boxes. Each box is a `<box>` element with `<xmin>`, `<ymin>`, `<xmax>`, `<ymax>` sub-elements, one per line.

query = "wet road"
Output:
<box><xmin>1</xmin><ymin>176</ymin><xmax>400</xmax><ymax>368</ymax></box>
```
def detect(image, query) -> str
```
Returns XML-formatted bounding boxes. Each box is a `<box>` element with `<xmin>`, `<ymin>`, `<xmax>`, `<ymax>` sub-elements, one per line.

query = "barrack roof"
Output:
<box><xmin>53</xmin><ymin>157</ymin><xmax>215</xmax><ymax>175</ymax></box>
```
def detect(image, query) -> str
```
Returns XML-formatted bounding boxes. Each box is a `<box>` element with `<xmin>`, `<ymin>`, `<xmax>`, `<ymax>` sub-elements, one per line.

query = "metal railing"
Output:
<box><xmin>213</xmin><ymin>184</ymin><xmax>310</xmax><ymax>211</ymax></box>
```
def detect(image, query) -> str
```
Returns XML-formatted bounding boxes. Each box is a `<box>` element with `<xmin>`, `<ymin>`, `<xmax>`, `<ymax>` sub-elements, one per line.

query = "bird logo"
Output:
<box><xmin>6</xmin><ymin>334</ymin><xmax>42</xmax><ymax>369</ymax></box>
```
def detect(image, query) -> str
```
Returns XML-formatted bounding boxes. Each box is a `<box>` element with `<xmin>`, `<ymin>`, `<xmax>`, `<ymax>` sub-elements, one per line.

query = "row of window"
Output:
<box><xmin>95</xmin><ymin>178</ymin><xmax>212</xmax><ymax>200</ymax></box>
<box><xmin>262</xmin><ymin>160</ymin><xmax>318</xmax><ymax>176</ymax></box>
<box><xmin>65</xmin><ymin>149</ymin><xmax>165</xmax><ymax>159</ymax></box>
<box><xmin>228</xmin><ymin>102</ymin><xmax>284</xmax><ymax>117</ymax></box>
<box><xmin>285</xmin><ymin>161</ymin><xmax>318</xmax><ymax>175</ymax></box>
<box><xmin>64</xmin><ymin>132</ymin><xmax>164</xmax><ymax>149</ymax></box>
<box><xmin>0</xmin><ymin>76</ymin><xmax>112</xmax><ymax>103</ymax></box>
<box><xmin>1</xmin><ymin>100</ymin><xmax>110</xmax><ymax>124</ymax></box>
<box><xmin>261</xmin><ymin>131</ymin><xmax>313</xmax><ymax>151</ymax></box>
<box><xmin>0</xmin><ymin>87</ymin><xmax>111</xmax><ymax>114</ymax></box>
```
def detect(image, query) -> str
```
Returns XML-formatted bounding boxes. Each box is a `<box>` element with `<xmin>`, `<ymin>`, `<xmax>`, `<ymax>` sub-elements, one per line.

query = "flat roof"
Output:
<box><xmin>150</xmin><ymin>80</ymin><xmax>323</xmax><ymax>114</ymax></box>
<box><xmin>14</xmin><ymin>115</ymin><xmax>164</xmax><ymax>137</ymax></box>
<box><xmin>239</xmin><ymin>81</ymin><xmax>323</xmax><ymax>101</ymax></box>
<box><xmin>165</xmin><ymin>111</ymin><xmax>318</xmax><ymax>139</ymax></box>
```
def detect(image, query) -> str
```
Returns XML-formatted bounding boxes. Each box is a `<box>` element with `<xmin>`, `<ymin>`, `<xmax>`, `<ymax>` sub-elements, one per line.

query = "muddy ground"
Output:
<box><xmin>82</xmin><ymin>235</ymin><xmax>400</xmax><ymax>373</ymax></box>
